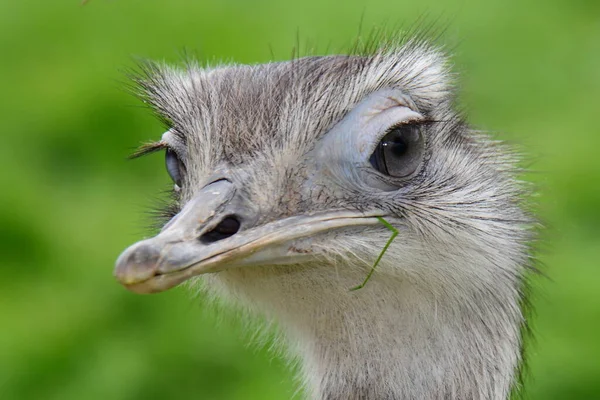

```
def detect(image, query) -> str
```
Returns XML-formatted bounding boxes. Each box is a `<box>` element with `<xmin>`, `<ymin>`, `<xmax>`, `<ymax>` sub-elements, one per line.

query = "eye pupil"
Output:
<box><xmin>370</xmin><ymin>124</ymin><xmax>424</xmax><ymax>178</ymax></box>
<box><xmin>383</xmin><ymin>138</ymin><xmax>408</xmax><ymax>157</ymax></box>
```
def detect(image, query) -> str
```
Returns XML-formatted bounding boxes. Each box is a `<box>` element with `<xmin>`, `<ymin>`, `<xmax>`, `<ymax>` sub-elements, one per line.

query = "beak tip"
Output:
<box><xmin>114</xmin><ymin>242</ymin><xmax>161</xmax><ymax>287</ymax></box>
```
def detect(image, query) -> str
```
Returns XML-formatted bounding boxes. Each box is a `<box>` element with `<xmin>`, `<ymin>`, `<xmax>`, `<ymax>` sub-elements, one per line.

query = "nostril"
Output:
<box><xmin>200</xmin><ymin>215</ymin><xmax>241</xmax><ymax>243</ymax></box>
<box><xmin>215</xmin><ymin>216</ymin><xmax>240</xmax><ymax>235</ymax></box>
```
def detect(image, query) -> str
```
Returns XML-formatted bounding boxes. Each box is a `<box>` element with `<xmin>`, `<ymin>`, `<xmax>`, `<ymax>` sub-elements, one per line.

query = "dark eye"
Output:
<box><xmin>369</xmin><ymin>124</ymin><xmax>424</xmax><ymax>178</ymax></box>
<box><xmin>165</xmin><ymin>148</ymin><xmax>183</xmax><ymax>187</ymax></box>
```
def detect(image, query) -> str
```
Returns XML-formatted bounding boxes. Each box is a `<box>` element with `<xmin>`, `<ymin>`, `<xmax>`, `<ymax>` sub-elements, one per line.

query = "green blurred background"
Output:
<box><xmin>1</xmin><ymin>0</ymin><xmax>598</xmax><ymax>399</ymax></box>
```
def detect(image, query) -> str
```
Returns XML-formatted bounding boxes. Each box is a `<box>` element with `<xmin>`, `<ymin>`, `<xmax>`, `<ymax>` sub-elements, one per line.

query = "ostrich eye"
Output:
<box><xmin>369</xmin><ymin>123</ymin><xmax>424</xmax><ymax>178</ymax></box>
<box><xmin>165</xmin><ymin>148</ymin><xmax>183</xmax><ymax>187</ymax></box>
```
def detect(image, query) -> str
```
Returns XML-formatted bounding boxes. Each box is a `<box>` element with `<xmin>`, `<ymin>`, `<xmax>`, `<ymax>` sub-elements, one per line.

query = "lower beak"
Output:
<box><xmin>114</xmin><ymin>180</ymin><xmax>381</xmax><ymax>294</ymax></box>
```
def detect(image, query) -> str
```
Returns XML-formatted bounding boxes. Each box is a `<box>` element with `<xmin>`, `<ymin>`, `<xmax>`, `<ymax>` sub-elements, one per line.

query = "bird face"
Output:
<box><xmin>115</xmin><ymin>45</ymin><xmax>528</xmax><ymax>295</ymax></box>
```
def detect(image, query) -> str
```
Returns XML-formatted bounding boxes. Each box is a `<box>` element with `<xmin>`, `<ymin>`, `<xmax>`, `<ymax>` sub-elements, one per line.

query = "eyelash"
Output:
<box><xmin>129</xmin><ymin>141</ymin><xmax>168</xmax><ymax>159</ymax></box>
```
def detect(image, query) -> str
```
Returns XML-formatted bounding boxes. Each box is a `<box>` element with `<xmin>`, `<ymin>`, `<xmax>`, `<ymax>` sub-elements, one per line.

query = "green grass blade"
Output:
<box><xmin>350</xmin><ymin>217</ymin><xmax>398</xmax><ymax>291</ymax></box>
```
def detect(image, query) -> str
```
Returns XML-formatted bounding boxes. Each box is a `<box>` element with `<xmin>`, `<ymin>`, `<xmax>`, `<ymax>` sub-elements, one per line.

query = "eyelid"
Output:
<box><xmin>161</xmin><ymin>129</ymin><xmax>188</xmax><ymax>161</ymax></box>
<box><xmin>380</xmin><ymin>119</ymin><xmax>425</xmax><ymax>139</ymax></box>
<box><xmin>363</xmin><ymin>108</ymin><xmax>425</xmax><ymax>157</ymax></box>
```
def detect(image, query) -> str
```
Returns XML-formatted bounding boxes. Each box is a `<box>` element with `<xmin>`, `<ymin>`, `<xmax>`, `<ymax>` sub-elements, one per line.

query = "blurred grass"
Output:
<box><xmin>0</xmin><ymin>0</ymin><xmax>598</xmax><ymax>399</ymax></box>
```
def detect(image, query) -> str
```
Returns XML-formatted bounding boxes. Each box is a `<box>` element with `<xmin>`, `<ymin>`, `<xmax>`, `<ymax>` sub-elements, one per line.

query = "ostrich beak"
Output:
<box><xmin>114</xmin><ymin>180</ymin><xmax>381</xmax><ymax>294</ymax></box>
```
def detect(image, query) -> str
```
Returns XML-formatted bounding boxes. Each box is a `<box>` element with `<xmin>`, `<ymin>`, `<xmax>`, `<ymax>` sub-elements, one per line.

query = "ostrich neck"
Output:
<box><xmin>212</xmin><ymin>265</ymin><xmax>524</xmax><ymax>400</ymax></box>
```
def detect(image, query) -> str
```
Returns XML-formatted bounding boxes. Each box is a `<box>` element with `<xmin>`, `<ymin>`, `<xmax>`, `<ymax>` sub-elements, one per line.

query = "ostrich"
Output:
<box><xmin>114</xmin><ymin>39</ymin><xmax>534</xmax><ymax>400</ymax></box>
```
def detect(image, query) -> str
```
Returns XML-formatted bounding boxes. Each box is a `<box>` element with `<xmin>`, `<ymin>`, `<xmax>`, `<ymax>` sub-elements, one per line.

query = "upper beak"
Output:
<box><xmin>114</xmin><ymin>180</ymin><xmax>381</xmax><ymax>294</ymax></box>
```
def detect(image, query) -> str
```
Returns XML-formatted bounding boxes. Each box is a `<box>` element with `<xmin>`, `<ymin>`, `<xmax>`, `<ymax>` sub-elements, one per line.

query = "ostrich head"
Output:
<box><xmin>115</xmin><ymin>41</ymin><xmax>533</xmax><ymax>400</ymax></box>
